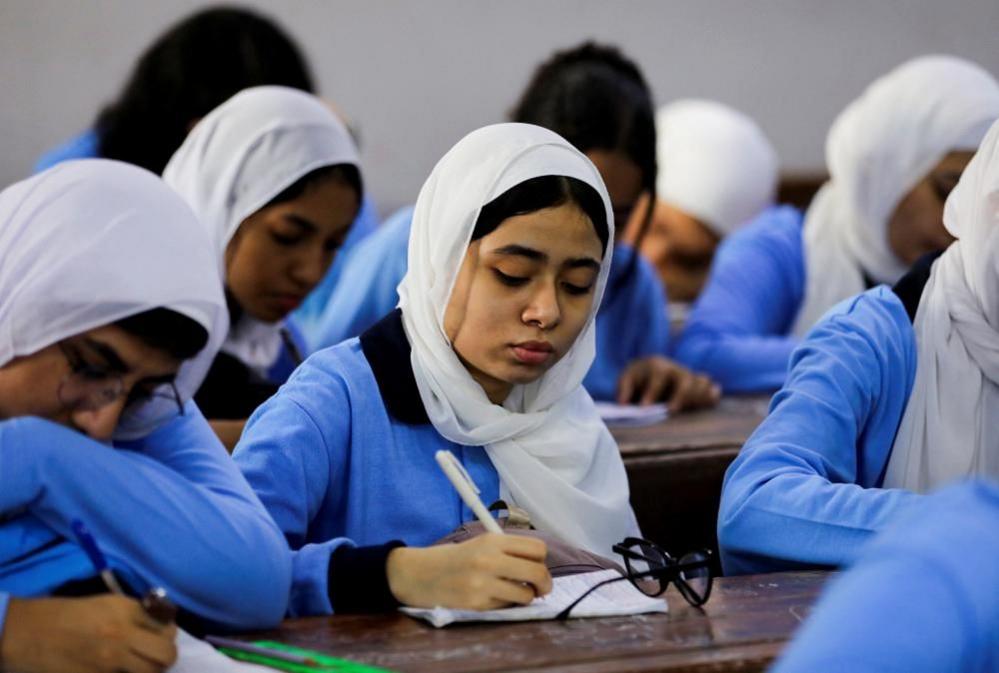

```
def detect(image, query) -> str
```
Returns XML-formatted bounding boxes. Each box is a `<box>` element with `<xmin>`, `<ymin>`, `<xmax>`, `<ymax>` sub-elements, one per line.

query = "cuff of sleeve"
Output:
<box><xmin>327</xmin><ymin>541</ymin><xmax>405</xmax><ymax>613</ymax></box>
<box><xmin>0</xmin><ymin>592</ymin><xmax>10</xmax><ymax>641</ymax></box>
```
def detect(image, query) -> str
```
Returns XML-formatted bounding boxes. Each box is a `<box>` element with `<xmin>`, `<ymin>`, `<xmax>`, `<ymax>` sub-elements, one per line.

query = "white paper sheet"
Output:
<box><xmin>594</xmin><ymin>402</ymin><xmax>669</xmax><ymax>427</ymax></box>
<box><xmin>401</xmin><ymin>569</ymin><xmax>668</xmax><ymax>628</ymax></box>
<box><xmin>169</xmin><ymin>630</ymin><xmax>274</xmax><ymax>672</ymax></box>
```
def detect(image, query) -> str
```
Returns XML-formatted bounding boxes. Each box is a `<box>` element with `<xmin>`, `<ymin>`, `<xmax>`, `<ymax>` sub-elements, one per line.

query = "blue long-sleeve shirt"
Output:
<box><xmin>674</xmin><ymin>206</ymin><xmax>804</xmax><ymax>393</ymax></box>
<box><xmin>233</xmin><ymin>311</ymin><xmax>501</xmax><ymax>616</ymax></box>
<box><xmin>309</xmin><ymin>207</ymin><xmax>671</xmax><ymax>400</ymax></box>
<box><xmin>33</xmin><ymin>129</ymin><xmax>100</xmax><ymax>173</ymax></box>
<box><xmin>772</xmin><ymin>479</ymin><xmax>999</xmax><ymax>673</ymax></box>
<box><xmin>0</xmin><ymin>403</ymin><xmax>292</xmax><ymax>632</ymax></box>
<box><xmin>717</xmin><ymin>285</ymin><xmax>923</xmax><ymax>575</ymax></box>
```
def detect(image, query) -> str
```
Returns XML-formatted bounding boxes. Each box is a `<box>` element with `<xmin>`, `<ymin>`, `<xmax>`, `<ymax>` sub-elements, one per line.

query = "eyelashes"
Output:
<box><xmin>492</xmin><ymin>269</ymin><xmax>593</xmax><ymax>295</ymax></box>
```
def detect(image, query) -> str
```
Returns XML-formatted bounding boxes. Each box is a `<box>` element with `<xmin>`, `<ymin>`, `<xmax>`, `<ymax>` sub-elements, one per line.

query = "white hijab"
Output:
<box><xmin>163</xmin><ymin>86</ymin><xmax>360</xmax><ymax>374</ymax></box>
<box><xmin>884</xmin><ymin>119</ymin><xmax>999</xmax><ymax>491</ymax></box>
<box><xmin>398</xmin><ymin>123</ymin><xmax>640</xmax><ymax>556</ymax></box>
<box><xmin>656</xmin><ymin>99</ymin><xmax>778</xmax><ymax>237</ymax></box>
<box><xmin>793</xmin><ymin>55</ymin><xmax>999</xmax><ymax>336</ymax></box>
<box><xmin>0</xmin><ymin>160</ymin><xmax>227</xmax><ymax>439</ymax></box>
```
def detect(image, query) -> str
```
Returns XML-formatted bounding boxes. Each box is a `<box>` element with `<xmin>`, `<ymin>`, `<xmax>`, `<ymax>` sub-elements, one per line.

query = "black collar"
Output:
<box><xmin>359</xmin><ymin>309</ymin><xmax>431</xmax><ymax>425</ymax></box>
<box><xmin>892</xmin><ymin>250</ymin><xmax>943</xmax><ymax>323</ymax></box>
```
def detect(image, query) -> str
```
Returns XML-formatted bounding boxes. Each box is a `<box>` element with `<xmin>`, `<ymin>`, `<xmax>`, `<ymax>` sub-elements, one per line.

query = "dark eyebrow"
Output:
<box><xmin>493</xmin><ymin>244</ymin><xmax>547</xmax><ymax>262</ymax></box>
<box><xmin>81</xmin><ymin>337</ymin><xmax>129</xmax><ymax>374</ymax></box>
<box><xmin>566</xmin><ymin>258</ymin><xmax>601</xmax><ymax>271</ymax></box>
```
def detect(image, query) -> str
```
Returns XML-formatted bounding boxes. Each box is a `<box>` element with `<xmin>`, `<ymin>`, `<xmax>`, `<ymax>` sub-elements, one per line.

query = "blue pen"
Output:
<box><xmin>71</xmin><ymin>519</ymin><xmax>126</xmax><ymax>595</ymax></box>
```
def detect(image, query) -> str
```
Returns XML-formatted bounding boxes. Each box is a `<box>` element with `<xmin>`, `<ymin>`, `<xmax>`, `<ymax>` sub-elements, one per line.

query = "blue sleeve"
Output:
<box><xmin>266</xmin><ymin>318</ymin><xmax>308</xmax><ymax>384</ymax></box>
<box><xmin>717</xmin><ymin>291</ymin><xmax>922</xmax><ymax>575</ymax></box>
<box><xmin>0</xmin><ymin>592</ymin><xmax>8</xmax><ymax>640</ymax></box>
<box><xmin>0</xmin><ymin>406</ymin><xmax>292</xmax><ymax>629</ymax></box>
<box><xmin>33</xmin><ymin>130</ymin><xmax>101</xmax><ymax>173</ymax></box>
<box><xmin>233</xmin><ymin>368</ymin><xmax>354</xmax><ymax>617</ymax></box>
<box><xmin>310</xmin><ymin>207</ymin><xmax>412</xmax><ymax>351</ymax></box>
<box><xmin>674</xmin><ymin>207</ymin><xmax>804</xmax><ymax>392</ymax></box>
<box><xmin>773</xmin><ymin>480</ymin><xmax>999</xmax><ymax>673</ymax></box>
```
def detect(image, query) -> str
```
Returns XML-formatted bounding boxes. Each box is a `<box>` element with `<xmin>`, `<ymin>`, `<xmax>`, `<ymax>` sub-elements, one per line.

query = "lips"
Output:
<box><xmin>510</xmin><ymin>340</ymin><xmax>555</xmax><ymax>366</ymax></box>
<box><xmin>272</xmin><ymin>294</ymin><xmax>305</xmax><ymax>312</ymax></box>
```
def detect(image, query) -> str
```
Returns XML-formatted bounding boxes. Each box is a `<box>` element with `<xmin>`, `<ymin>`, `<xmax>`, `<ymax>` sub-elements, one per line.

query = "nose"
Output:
<box><xmin>522</xmin><ymin>280</ymin><xmax>561</xmax><ymax>330</ymax></box>
<box><xmin>71</xmin><ymin>398</ymin><xmax>128</xmax><ymax>442</ymax></box>
<box><xmin>291</xmin><ymin>246</ymin><xmax>332</xmax><ymax>289</ymax></box>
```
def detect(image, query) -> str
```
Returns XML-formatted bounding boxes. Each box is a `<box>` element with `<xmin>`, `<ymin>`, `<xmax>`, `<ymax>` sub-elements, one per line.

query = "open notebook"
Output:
<box><xmin>401</xmin><ymin>569</ymin><xmax>668</xmax><ymax>628</ymax></box>
<box><xmin>170</xmin><ymin>630</ymin><xmax>273</xmax><ymax>672</ymax></box>
<box><xmin>594</xmin><ymin>402</ymin><xmax>669</xmax><ymax>427</ymax></box>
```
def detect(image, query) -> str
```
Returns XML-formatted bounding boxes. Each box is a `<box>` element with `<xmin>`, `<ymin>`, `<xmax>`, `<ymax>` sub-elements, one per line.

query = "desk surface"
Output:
<box><xmin>611</xmin><ymin>396</ymin><xmax>770</xmax><ymax>459</ymax></box>
<box><xmin>247</xmin><ymin>571</ymin><xmax>827</xmax><ymax>673</ymax></box>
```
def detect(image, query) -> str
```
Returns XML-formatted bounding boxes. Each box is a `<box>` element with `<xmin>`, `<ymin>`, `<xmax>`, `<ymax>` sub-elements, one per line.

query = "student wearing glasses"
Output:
<box><xmin>234</xmin><ymin>123</ymin><xmax>641</xmax><ymax>615</ymax></box>
<box><xmin>675</xmin><ymin>56</ymin><xmax>999</xmax><ymax>393</ymax></box>
<box><xmin>308</xmin><ymin>43</ymin><xmax>718</xmax><ymax>411</ymax></box>
<box><xmin>719</xmin><ymin>117</ymin><xmax>999</xmax><ymax>577</ymax></box>
<box><xmin>163</xmin><ymin>86</ymin><xmax>363</xmax><ymax>449</ymax></box>
<box><xmin>0</xmin><ymin>160</ymin><xmax>292</xmax><ymax>672</ymax></box>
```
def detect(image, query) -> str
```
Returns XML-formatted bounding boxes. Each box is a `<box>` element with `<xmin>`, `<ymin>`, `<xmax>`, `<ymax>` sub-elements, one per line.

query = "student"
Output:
<box><xmin>233</xmin><ymin>123</ymin><xmax>641</xmax><ymax>616</ymax></box>
<box><xmin>772</xmin><ymin>480</ymin><xmax>999</xmax><ymax>673</ymax></box>
<box><xmin>622</xmin><ymin>99</ymin><xmax>779</xmax><ymax>303</ymax></box>
<box><xmin>311</xmin><ymin>43</ymin><xmax>718</xmax><ymax>409</ymax></box>
<box><xmin>0</xmin><ymin>160</ymin><xmax>292</xmax><ymax>672</ymax></box>
<box><xmin>163</xmin><ymin>86</ymin><xmax>362</xmax><ymax>448</ymax></box>
<box><xmin>717</xmin><ymin>117</ymin><xmax>999</xmax><ymax>576</ymax></box>
<box><xmin>674</xmin><ymin>55</ymin><xmax>999</xmax><ymax>393</ymax></box>
<box><xmin>34</xmin><ymin>6</ymin><xmax>313</xmax><ymax>175</ymax></box>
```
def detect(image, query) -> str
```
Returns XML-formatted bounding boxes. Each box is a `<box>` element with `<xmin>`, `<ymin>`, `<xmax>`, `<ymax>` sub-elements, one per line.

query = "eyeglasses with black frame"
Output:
<box><xmin>57</xmin><ymin>340</ymin><xmax>185</xmax><ymax>418</ymax></box>
<box><xmin>555</xmin><ymin>537</ymin><xmax>713</xmax><ymax>620</ymax></box>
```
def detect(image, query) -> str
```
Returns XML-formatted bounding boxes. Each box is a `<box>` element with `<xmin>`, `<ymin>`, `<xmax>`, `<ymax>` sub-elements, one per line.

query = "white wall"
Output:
<box><xmin>2</xmin><ymin>0</ymin><xmax>998</xmax><ymax>216</ymax></box>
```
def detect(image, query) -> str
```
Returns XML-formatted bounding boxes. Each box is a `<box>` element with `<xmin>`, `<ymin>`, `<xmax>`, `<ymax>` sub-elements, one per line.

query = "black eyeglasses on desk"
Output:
<box><xmin>556</xmin><ymin>537</ymin><xmax>713</xmax><ymax>620</ymax></box>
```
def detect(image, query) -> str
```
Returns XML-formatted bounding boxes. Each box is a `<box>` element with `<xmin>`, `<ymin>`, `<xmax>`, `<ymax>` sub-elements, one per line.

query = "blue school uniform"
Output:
<box><xmin>716</xmin><ymin>255</ymin><xmax>941</xmax><ymax>575</ymax></box>
<box><xmin>309</xmin><ymin>207</ymin><xmax>671</xmax><ymax>400</ymax></box>
<box><xmin>772</xmin><ymin>479</ymin><xmax>999</xmax><ymax>673</ymax></box>
<box><xmin>233</xmin><ymin>310</ymin><xmax>501</xmax><ymax>616</ymax></box>
<box><xmin>34</xmin><ymin>130</ymin><xmax>101</xmax><ymax>173</ymax></box>
<box><xmin>0</xmin><ymin>402</ymin><xmax>292</xmax><ymax>633</ymax></box>
<box><xmin>673</xmin><ymin>206</ymin><xmax>804</xmax><ymax>393</ymax></box>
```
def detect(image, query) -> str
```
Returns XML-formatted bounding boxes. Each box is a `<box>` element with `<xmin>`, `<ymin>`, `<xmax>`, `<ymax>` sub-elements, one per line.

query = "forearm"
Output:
<box><xmin>674</xmin><ymin>331</ymin><xmax>797</xmax><ymax>393</ymax></box>
<box><xmin>0</xmin><ymin>417</ymin><xmax>290</xmax><ymax>628</ymax></box>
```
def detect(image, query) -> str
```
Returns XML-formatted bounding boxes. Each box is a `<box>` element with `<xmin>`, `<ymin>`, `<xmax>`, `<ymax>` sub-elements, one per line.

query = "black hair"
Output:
<box><xmin>115</xmin><ymin>308</ymin><xmax>208</xmax><ymax>361</ymax></box>
<box><xmin>510</xmin><ymin>42</ymin><xmax>657</xmax><ymax>263</ymax></box>
<box><xmin>95</xmin><ymin>6</ymin><xmax>315</xmax><ymax>175</ymax></box>
<box><xmin>263</xmin><ymin>164</ymin><xmax>363</xmax><ymax>210</ymax></box>
<box><xmin>472</xmin><ymin>176</ymin><xmax>610</xmax><ymax>255</ymax></box>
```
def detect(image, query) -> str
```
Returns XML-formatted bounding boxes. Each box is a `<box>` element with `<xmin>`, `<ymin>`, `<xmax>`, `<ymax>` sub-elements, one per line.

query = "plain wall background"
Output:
<box><xmin>2</xmin><ymin>0</ymin><xmax>998</xmax><ymax>216</ymax></box>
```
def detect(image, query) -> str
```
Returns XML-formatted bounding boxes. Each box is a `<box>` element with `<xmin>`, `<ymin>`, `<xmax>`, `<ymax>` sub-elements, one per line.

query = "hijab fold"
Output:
<box><xmin>884</xmin><ymin>119</ymin><xmax>999</xmax><ymax>491</ymax></box>
<box><xmin>397</xmin><ymin>123</ymin><xmax>640</xmax><ymax>556</ymax></box>
<box><xmin>793</xmin><ymin>56</ymin><xmax>999</xmax><ymax>336</ymax></box>
<box><xmin>0</xmin><ymin>160</ymin><xmax>227</xmax><ymax>439</ymax></box>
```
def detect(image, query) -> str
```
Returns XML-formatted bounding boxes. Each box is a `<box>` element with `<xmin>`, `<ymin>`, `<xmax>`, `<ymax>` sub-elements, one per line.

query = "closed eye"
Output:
<box><xmin>493</xmin><ymin>269</ymin><xmax>529</xmax><ymax>287</ymax></box>
<box><xmin>562</xmin><ymin>282</ymin><xmax>593</xmax><ymax>296</ymax></box>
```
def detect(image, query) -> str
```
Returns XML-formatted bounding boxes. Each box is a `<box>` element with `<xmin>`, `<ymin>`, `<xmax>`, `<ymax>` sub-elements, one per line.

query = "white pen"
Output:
<box><xmin>435</xmin><ymin>450</ymin><xmax>505</xmax><ymax>535</ymax></box>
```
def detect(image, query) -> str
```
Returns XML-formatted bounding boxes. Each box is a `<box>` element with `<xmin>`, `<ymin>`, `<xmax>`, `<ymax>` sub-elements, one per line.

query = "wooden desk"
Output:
<box><xmin>246</xmin><ymin>571</ymin><xmax>828</xmax><ymax>673</ymax></box>
<box><xmin>612</xmin><ymin>396</ymin><xmax>770</xmax><ymax>562</ymax></box>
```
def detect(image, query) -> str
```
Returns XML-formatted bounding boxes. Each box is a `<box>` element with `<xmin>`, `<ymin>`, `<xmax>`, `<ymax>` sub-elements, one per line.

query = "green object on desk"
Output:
<box><xmin>219</xmin><ymin>641</ymin><xmax>393</xmax><ymax>673</ymax></box>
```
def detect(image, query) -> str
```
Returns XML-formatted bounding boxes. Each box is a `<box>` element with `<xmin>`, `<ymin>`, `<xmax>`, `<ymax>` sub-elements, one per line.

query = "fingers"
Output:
<box><xmin>616</xmin><ymin>364</ymin><xmax>640</xmax><ymax>404</ymax></box>
<box><xmin>119</xmin><ymin>648</ymin><xmax>174</xmax><ymax>673</ymax></box>
<box><xmin>491</xmin><ymin>533</ymin><xmax>548</xmax><ymax>562</ymax></box>
<box><xmin>126</xmin><ymin>629</ymin><xmax>178</xmax><ymax>670</ymax></box>
<box><xmin>487</xmin><ymin>577</ymin><xmax>540</xmax><ymax>607</ymax></box>
<box><xmin>665</xmin><ymin>368</ymin><xmax>697</xmax><ymax>413</ymax></box>
<box><xmin>129</xmin><ymin>601</ymin><xmax>175</xmax><ymax>634</ymax></box>
<box><xmin>495</xmin><ymin>555</ymin><xmax>553</xmax><ymax>597</ymax></box>
<box><xmin>639</xmin><ymin>362</ymin><xmax>678</xmax><ymax>406</ymax></box>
